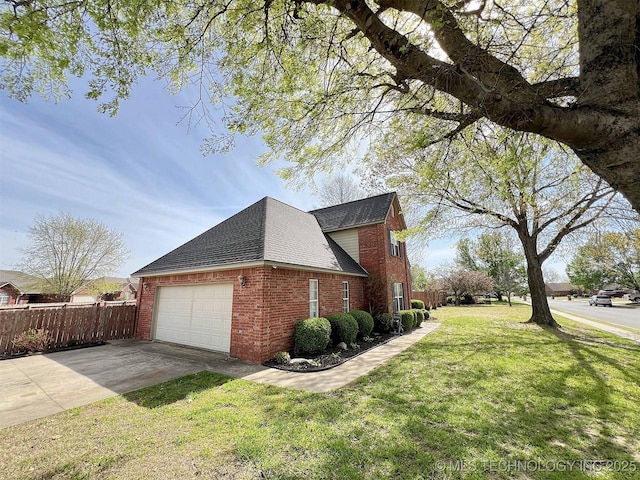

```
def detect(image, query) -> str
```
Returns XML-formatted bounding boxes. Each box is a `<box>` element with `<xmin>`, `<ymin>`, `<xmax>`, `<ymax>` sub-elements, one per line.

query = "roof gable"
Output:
<box><xmin>132</xmin><ymin>199</ymin><xmax>267</xmax><ymax>277</ymax></box>
<box><xmin>133</xmin><ymin>197</ymin><xmax>367</xmax><ymax>277</ymax></box>
<box><xmin>0</xmin><ymin>270</ymin><xmax>42</xmax><ymax>294</ymax></box>
<box><xmin>309</xmin><ymin>192</ymin><xmax>399</xmax><ymax>232</ymax></box>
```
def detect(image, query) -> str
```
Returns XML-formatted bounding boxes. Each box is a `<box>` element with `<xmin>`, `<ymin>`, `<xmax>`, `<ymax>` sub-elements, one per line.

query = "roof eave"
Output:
<box><xmin>0</xmin><ymin>281</ymin><xmax>24</xmax><ymax>294</ymax></box>
<box><xmin>133</xmin><ymin>260</ymin><xmax>369</xmax><ymax>279</ymax></box>
<box><xmin>264</xmin><ymin>261</ymin><xmax>369</xmax><ymax>277</ymax></box>
<box><xmin>133</xmin><ymin>261</ymin><xmax>267</xmax><ymax>278</ymax></box>
<box><xmin>320</xmin><ymin>220</ymin><xmax>384</xmax><ymax>233</ymax></box>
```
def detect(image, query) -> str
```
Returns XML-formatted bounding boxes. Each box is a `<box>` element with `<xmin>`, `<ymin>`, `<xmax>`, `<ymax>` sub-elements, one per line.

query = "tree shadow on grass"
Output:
<box><xmin>229</xmin><ymin>323</ymin><xmax>640</xmax><ymax>479</ymax></box>
<box><xmin>551</xmin><ymin>327</ymin><xmax>640</xmax><ymax>385</ymax></box>
<box><xmin>123</xmin><ymin>371</ymin><xmax>233</xmax><ymax>408</ymax></box>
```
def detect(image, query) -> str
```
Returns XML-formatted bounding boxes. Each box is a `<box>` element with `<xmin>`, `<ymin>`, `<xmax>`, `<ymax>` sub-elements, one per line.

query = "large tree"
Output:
<box><xmin>566</xmin><ymin>254</ymin><xmax>613</xmax><ymax>294</ymax></box>
<box><xmin>567</xmin><ymin>228</ymin><xmax>640</xmax><ymax>292</ymax></box>
<box><xmin>455</xmin><ymin>232</ymin><xmax>527</xmax><ymax>305</ymax></box>
<box><xmin>438</xmin><ymin>265</ymin><xmax>494</xmax><ymax>306</ymax></box>
<box><xmin>18</xmin><ymin>213</ymin><xmax>129</xmax><ymax>301</ymax></box>
<box><xmin>1</xmin><ymin>1</ymin><xmax>639</xmax><ymax>211</ymax></box>
<box><xmin>316</xmin><ymin>174</ymin><xmax>366</xmax><ymax>207</ymax></box>
<box><xmin>368</xmin><ymin>128</ymin><xmax>635</xmax><ymax>326</ymax></box>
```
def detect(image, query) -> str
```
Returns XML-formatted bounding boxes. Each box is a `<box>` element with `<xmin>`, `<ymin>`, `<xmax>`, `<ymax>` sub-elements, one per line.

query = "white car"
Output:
<box><xmin>589</xmin><ymin>294</ymin><xmax>612</xmax><ymax>307</ymax></box>
<box><xmin>625</xmin><ymin>291</ymin><xmax>640</xmax><ymax>302</ymax></box>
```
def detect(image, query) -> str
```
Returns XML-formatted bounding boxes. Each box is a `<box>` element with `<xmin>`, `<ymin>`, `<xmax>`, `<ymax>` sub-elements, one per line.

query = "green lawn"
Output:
<box><xmin>2</xmin><ymin>303</ymin><xmax>639</xmax><ymax>479</ymax></box>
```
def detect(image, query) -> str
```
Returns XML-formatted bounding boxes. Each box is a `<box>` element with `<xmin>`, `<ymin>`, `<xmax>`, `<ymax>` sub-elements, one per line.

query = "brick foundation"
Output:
<box><xmin>135</xmin><ymin>266</ymin><xmax>366</xmax><ymax>363</ymax></box>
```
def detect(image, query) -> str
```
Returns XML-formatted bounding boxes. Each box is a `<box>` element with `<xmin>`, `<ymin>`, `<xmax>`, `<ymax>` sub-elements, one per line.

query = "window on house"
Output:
<box><xmin>390</xmin><ymin>231</ymin><xmax>401</xmax><ymax>257</ymax></box>
<box><xmin>0</xmin><ymin>292</ymin><xmax>8</xmax><ymax>305</ymax></box>
<box><xmin>392</xmin><ymin>282</ymin><xmax>404</xmax><ymax>313</ymax></box>
<box><xmin>342</xmin><ymin>281</ymin><xmax>349</xmax><ymax>312</ymax></box>
<box><xmin>309</xmin><ymin>279</ymin><xmax>319</xmax><ymax>317</ymax></box>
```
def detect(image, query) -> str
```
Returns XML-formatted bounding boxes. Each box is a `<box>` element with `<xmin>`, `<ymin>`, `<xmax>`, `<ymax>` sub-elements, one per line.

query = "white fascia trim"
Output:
<box><xmin>134</xmin><ymin>261</ymin><xmax>369</xmax><ymax>279</ymax></box>
<box><xmin>264</xmin><ymin>261</ymin><xmax>369</xmax><ymax>277</ymax></box>
<box><xmin>132</xmin><ymin>261</ymin><xmax>266</xmax><ymax>278</ymax></box>
<box><xmin>322</xmin><ymin>221</ymin><xmax>382</xmax><ymax>233</ymax></box>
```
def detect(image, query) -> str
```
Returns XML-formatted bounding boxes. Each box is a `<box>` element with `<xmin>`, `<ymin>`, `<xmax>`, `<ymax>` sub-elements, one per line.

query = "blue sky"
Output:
<box><xmin>1</xmin><ymin>76</ymin><xmax>466</xmax><ymax>278</ymax></box>
<box><xmin>0</xmin><ymin>76</ymin><xmax>572</xmax><ymax>282</ymax></box>
<box><xmin>0</xmin><ymin>77</ymin><xmax>322</xmax><ymax>277</ymax></box>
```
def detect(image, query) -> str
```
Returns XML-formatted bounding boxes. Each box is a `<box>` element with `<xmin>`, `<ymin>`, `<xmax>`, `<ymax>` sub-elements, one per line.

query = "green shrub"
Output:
<box><xmin>12</xmin><ymin>328</ymin><xmax>51</xmax><ymax>353</ymax></box>
<box><xmin>399</xmin><ymin>310</ymin><xmax>416</xmax><ymax>331</ymax></box>
<box><xmin>293</xmin><ymin>317</ymin><xmax>331</xmax><ymax>355</ymax></box>
<box><xmin>413</xmin><ymin>309</ymin><xmax>424</xmax><ymax>327</ymax></box>
<box><xmin>274</xmin><ymin>351</ymin><xmax>291</xmax><ymax>365</ymax></box>
<box><xmin>411</xmin><ymin>299</ymin><xmax>425</xmax><ymax>310</ymax></box>
<box><xmin>423</xmin><ymin>309</ymin><xmax>430</xmax><ymax>320</ymax></box>
<box><xmin>374</xmin><ymin>312</ymin><xmax>393</xmax><ymax>333</ymax></box>
<box><xmin>461</xmin><ymin>293</ymin><xmax>475</xmax><ymax>305</ymax></box>
<box><xmin>326</xmin><ymin>313</ymin><xmax>358</xmax><ymax>345</ymax></box>
<box><xmin>348</xmin><ymin>310</ymin><xmax>374</xmax><ymax>338</ymax></box>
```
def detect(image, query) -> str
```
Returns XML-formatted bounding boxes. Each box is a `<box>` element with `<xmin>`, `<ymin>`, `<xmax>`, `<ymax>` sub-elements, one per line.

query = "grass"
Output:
<box><xmin>2</xmin><ymin>303</ymin><xmax>639</xmax><ymax>479</ymax></box>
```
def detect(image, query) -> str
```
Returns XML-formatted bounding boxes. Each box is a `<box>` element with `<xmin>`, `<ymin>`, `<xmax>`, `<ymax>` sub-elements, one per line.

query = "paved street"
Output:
<box><xmin>547</xmin><ymin>297</ymin><xmax>640</xmax><ymax>330</ymax></box>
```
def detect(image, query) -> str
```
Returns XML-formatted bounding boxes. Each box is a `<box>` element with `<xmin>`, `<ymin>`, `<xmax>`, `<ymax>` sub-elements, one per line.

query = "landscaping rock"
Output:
<box><xmin>337</xmin><ymin>342</ymin><xmax>348</xmax><ymax>350</ymax></box>
<box><xmin>290</xmin><ymin>358</ymin><xmax>314</xmax><ymax>365</ymax></box>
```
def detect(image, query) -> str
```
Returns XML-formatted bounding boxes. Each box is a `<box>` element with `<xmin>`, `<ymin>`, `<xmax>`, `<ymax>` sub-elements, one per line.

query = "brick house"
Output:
<box><xmin>0</xmin><ymin>270</ymin><xmax>50</xmax><ymax>305</ymax></box>
<box><xmin>70</xmin><ymin>277</ymin><xmax>139</xmax><ymax>303</ymax></box>
<box><xmin>132</xmin><ymin>192</ymin><xmax>412</xmax><ymax>363</ymax></box>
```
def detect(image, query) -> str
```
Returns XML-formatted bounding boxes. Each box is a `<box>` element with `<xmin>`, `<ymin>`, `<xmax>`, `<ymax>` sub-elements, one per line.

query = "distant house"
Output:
<box><xmin>132</xmin><ymin>193</ymin><xmax>413</xmax><ymax>363</ymax></box>
<box><xmin>0</xmin><ymin>270</ymin><xmax>56</xmax><ymax>305</ymax></box>
<box><xmin>545</xmin><ymin>282</ymin><xmax>580</xmax><ymax>297</ymax></box>
<box><xmin>71</xmin><ymin>277</ymin><xmax>139</xmax><ymax>303</ymax></box>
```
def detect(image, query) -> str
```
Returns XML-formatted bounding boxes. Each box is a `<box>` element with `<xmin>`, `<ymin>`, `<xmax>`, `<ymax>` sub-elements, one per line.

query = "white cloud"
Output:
<box><xmin>0</xmin><ymin>77</ymin><xmax>315</xmax><ymax>277</ymax></box>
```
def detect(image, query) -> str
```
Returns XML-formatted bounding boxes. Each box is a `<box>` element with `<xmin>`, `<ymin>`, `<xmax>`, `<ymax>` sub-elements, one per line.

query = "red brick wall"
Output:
<box><xmin>357</xmin><ymin>197</ymin><xmax>412</xmax><ymax>314</ymax></box>
<box><xmin>135</xmin><ymin>266</ymin><xmax>366</xmax><ymax>363</ymax></box>
<box><xmin>135</xmin><ymin>267</ymin><xmax>258</xmax><ymax>343</ymax></box>
<box><xmin>261</xmin><ymin>268</ymin><xmax>366</xmax><ymax>359</ymax></box>
<box><xmin>0</xmin><ymin>285</ymin><xmax>20</xmax><ymax>305</ymax></box>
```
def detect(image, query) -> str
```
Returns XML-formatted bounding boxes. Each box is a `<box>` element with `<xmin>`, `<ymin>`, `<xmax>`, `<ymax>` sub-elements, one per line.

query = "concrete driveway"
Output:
<box><xmin>1</xmin><ymin>324</ymin><xmax>441</xmax><ymax>429</ymax></box>
<box><xmin>0</xmin><ymin>340</ymin><xmax>265</xmax><ymax>429</ymax></box>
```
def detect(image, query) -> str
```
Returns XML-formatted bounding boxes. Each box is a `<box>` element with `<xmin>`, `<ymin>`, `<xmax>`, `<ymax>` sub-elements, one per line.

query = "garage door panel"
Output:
<box><xmin>154</xmin><ymin>284</ymin><xmax>233</xmax><ymax>353</ymax></box>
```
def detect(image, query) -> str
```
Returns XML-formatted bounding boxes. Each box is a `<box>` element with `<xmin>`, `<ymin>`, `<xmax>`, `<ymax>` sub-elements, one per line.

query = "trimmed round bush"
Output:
<box><xmin>374</xmin><ymin>312</ymin><xmax>393</xmax><ymax>333</ymax></box>
<box><xmin>399</xmin><ymin>310</ymin><xmax>416</xmax><ymax>331</ymax></box>
<box><xmin>274</xmin><ymin>351</ymin><xmax>291</xmax><ymax>365</ymax></box>
<box><xmin>423</xmin><ymin>309</ymin><xmax>430</xmax><ymax>320</ymax></box>
<box><xmin>348</xmin><ymin>310</ymin><xmax>374</xmax><ymax>338</ymax></box>
<box><xmin>294</xmin><ymin>317</ymin><xmax>331</xmax><ymax>355</ymax></box>
<box><xmin>413</xmin><ymin>309</ymin><xmax>424</xmax><ymax>327</ymax></box>
<box><xmin>411</xmin><ymin>299</ymin><xmax>425</xmax><ymax>310</ymax></box>
<box><xmin>326</xmin><ymin>313</ymin><xmax>358</xmax><ymax>345</ymax></box>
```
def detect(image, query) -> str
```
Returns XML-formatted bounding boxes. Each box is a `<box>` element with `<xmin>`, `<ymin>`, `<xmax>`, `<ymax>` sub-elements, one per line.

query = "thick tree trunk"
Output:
<box><xmin>521</xmin><ymin>240</ymin><xmax>559</xmax><ymax>327</ymax></box>
<box><xmin>332</xmin><ymin>0</ymin><xmax>640</xmax><ymax>212</ymax></box>
<box><xmin>575</xmin><ymin>138</ymin><xmax>640</xmax><ymax>216</ymax></box>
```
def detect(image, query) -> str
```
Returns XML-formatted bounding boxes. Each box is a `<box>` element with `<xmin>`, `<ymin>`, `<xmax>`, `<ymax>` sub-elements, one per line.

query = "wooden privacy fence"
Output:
<box><xmin>0</xmin><ymin>302</ymin><xmax>136</xmax><ymax>356</ymax></box>
<box><xmin>411</xmin><ymin>290</ymin><xmax>446</xmax><ymax>310</ymax></box>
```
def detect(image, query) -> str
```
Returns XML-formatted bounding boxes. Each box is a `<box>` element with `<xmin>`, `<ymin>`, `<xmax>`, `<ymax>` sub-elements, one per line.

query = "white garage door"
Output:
<box><xmin>154</xmin><ymin>283</ymin><xmax>233</xmax><ymax>353</ymax></box>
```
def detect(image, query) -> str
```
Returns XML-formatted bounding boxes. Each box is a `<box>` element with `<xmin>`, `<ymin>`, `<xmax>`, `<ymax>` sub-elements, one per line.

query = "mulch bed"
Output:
<box><xmin>263</xmin><ymin>331</ymin><xmax>399</xmax><ymax>372</ymax></box>
<box><xmin>1</xmin><ymin>341</ymin><xmax>106</xmax><ymax>361</ymax></box>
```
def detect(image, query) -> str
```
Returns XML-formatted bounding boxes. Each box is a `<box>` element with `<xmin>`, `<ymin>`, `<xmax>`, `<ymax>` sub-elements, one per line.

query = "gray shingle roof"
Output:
<box><xmin>132</xmin><ymin>197</ymin><xmax>367</xmax><ymax>277</ymax></box>
<box><xmin>309</xmin><ymin>192</ymin><xmax>396</xmax><ymax>232</ymax></box>
<box><xmin>0</xmin><ymin>270</ymin><xmax>42</xmax><ymax>294</ymax></box>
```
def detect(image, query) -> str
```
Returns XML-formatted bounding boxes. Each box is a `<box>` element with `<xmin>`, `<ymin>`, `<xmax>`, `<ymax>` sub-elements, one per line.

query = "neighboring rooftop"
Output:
<box><xmin>545</xmin><ymin>283</ymin><xmax>579</xmax><ymax>292</ymax></box>
<box><xmin>132</xmin><ymin>197</ymin><xmax>368</xmax><ymax>277</ymax></box>
<box><xmin>309</xmin><ymin>192</ymin><xmax>397</xmax><ymax>232</ymax></box>
<box><xmin>0</xmin><ymin>270</ymin><xmax>41</xmax><ymax>294</ymax></box>
<box><xmin>74</xmin><ymin>277</ymin><xmax>140</xmax><ymax>294</ymax></box>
